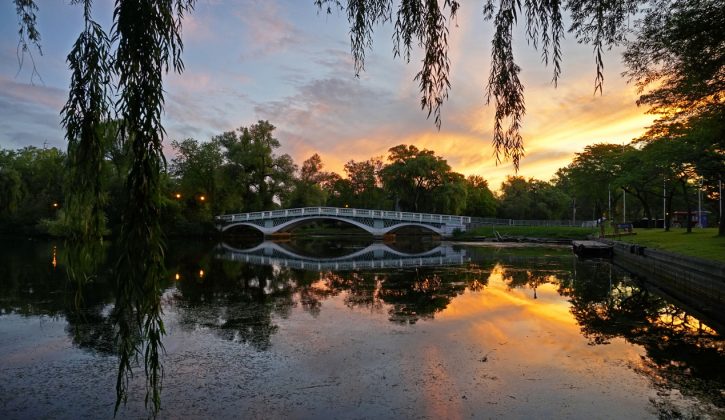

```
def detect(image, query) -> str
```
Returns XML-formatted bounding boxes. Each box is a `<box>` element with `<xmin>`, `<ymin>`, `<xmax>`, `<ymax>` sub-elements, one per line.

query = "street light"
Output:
<box><xmin>698</xmin><ymin>177</ymin><xmax>703</xmax><ymax>228</ymax></box>
<box><xmin>175</xmin><ymin>193</ymin><xmax>182</xmax><ymax>199</ymax></box>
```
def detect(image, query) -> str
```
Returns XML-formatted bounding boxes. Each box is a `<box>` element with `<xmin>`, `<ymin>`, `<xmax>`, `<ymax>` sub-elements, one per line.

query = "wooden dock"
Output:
<box><xmin>572</xmin><ymin>240</ymin><xmax>613</xmax><ymax>258</ymax></box>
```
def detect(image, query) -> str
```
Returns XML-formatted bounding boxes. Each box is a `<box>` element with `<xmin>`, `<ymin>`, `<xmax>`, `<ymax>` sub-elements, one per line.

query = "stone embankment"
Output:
<box><xmin>601</xmin><ymin>239</ymin><xmax>725</xmax><ymax>330</ymax></box>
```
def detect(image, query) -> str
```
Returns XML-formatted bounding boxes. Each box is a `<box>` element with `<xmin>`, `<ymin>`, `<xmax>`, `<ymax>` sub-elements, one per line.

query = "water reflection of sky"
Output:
<box><xmin>0</xmin><ymin>240</ymin><xmax>723</xmax><ymax>418</ymax></box>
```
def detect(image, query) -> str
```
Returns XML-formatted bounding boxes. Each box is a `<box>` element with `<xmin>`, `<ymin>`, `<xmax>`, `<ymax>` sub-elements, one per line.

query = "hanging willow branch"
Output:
<box><xmin>61</xmin><ymin>0</ymin><xmax>112</xmax><ymax>242</ymax></box>
<box><xmin>112</xmin><ymin>0</ymin><xmax>196</xmax><ymax>415</ymax></box>
<box><xmin>13</xmin><ymin>0</ymin><xmax>43</xmax><ymax>82</ymax></box>
<box><xmin>315</xmin><ymin>0</ymin><xmax>639</xmax><ymax>169</ymax></box>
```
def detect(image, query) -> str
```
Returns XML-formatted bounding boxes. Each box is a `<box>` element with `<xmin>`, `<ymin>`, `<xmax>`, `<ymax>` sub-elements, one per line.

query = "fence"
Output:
<box><xmin>468</xmin><ymin>217</ymin><xmax>593</xmax><ymax>228</ymax></box>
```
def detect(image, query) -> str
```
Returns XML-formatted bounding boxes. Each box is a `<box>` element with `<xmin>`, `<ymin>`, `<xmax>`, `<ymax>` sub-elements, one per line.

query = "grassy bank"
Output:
<box><xmin>614</xmin><ymin>228</ymin><xmax>725</xmax><ymax>263</ymax></box>
<box><xmin>458</xmin><ymin>225</ymin><xmax>597</xmax><ymax>240</ymax></box>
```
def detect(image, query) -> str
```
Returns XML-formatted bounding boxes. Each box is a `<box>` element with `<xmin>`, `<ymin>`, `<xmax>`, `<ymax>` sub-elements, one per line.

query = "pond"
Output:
<box><xmin>0</xmin><ymin>237</ymin><xmax>723</xmax><ymax>418</ymax></box>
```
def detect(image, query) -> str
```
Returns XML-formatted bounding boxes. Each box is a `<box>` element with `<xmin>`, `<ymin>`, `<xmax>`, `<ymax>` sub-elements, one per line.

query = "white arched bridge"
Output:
<box><xmin>216</xmin><ymin>241</ymin><xmax>469</xmax><ymax>271</ymax></box>
<box><xmin>215</xmin><ymin>207</ymin><xmax>471</xmax><ymax>237</ymax></box>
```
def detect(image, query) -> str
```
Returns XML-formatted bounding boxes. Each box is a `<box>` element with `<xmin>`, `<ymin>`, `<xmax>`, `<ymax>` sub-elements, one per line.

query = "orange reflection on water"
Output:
<box><xmin>437</xmin><ymin>263</ymin><xmax>644</xmax><ymax>369</ymax></box>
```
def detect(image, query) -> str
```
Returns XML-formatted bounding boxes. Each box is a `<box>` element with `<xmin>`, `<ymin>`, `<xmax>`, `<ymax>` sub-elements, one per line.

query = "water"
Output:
<box><xmin>0</xmin><ymin>237</ymin><xmax>723</xmax><ymax>418</ymax></box>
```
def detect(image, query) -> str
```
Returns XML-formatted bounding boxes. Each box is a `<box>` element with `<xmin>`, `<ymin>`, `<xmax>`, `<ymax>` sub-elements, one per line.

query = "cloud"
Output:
<box><xmin>236</xmin><ymin>0</ymin><xmax>307</xmax><ymax>58</ymax></box>
<box><xmin>0</xmin><ymin>76</ymin><xmax>66</xmax><ymax>149</ymax></box>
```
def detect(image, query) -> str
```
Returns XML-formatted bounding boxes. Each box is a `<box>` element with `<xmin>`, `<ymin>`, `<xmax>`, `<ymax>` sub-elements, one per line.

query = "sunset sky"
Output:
<box><xmin>0</xmin><ymin>0</ymin><xmax>656</xmax><ymax>190</ymax></box>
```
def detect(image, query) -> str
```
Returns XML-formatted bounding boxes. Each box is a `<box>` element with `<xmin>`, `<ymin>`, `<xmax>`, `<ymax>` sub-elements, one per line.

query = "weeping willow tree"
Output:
<box><xmin>15</xmin><ymin>0</ymin><xmax>195</xmax><ymax>415</ymax></box>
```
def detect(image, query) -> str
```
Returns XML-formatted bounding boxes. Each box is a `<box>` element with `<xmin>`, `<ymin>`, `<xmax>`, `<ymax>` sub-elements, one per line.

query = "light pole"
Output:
<box><xmin>698</xmin><ymin>177</ymin><xmax>703</xmax><ymax>228</ymax></box>
<box><xmin>622</xmin><ymin>143</ymin><xmax>626</xmax><ymax>224</ymax></box>
<box><xmin>608</xmin><ymin>184</ymin><xmax>611</xmax><ymax>222</ymax></box>
<box><xmin>663</xmin><ymin>176</ymin><xmax>667</xmax><ymax>231</ymax></box>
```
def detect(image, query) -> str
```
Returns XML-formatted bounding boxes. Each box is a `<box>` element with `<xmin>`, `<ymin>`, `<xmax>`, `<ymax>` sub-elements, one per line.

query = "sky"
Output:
<box><xmin>0</xmin><ymin>0</ymin><xmax>656</xmax><ymax>190</ymax></box>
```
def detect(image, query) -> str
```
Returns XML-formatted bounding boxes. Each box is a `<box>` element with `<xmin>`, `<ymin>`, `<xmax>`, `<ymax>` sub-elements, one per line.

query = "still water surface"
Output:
<box><xmin>1</xmin><ymin>237</ymin><xmax>723</xmax><ymax>418</ymax></box>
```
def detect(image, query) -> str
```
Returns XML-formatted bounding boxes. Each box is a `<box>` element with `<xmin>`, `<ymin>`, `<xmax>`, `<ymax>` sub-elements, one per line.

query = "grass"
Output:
<box><xmin>458</xmin><ymin>225</ymin><xmax>597</xmax><ymax>240</ymax></box>
<box><xmin>614</xmin><ymin>228</ymin><xmax>725</xmax><ymax>263</ymax></box>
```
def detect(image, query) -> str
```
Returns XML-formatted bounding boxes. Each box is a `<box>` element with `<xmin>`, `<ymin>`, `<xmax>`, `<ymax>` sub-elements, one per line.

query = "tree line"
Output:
<box><xmin>1</xmin><ymin>118</ymin><xmax>721</xmax><ymax>236</ymax></box>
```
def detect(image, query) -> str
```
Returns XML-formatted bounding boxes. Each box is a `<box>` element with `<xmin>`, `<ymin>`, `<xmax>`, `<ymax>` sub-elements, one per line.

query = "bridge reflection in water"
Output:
<box><xmin>215</xmin><ymin>241</ymin><xmax>469</xmax><ymax>271</ymax></box>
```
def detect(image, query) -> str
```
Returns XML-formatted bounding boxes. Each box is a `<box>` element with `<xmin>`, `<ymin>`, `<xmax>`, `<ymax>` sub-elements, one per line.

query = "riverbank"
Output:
<box><xmin>602</xmin><ymin>238</ymin><xmax>725</xmax><ymax>332</ymax></box>
<box><xmin>610</xmin><ymin>228</ymin><xmax>725</xmax><ymax>263</ymax></box>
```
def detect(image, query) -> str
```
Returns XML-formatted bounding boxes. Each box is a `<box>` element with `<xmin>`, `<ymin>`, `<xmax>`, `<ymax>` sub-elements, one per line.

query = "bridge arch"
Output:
<box><xmin>220</xmin><ymin>222</ymin><xmax>267</xmax><ymax>235</ymax></box>
<box><xmin>222</xmin><ymin>241</ymin><xmax>448</xmax><ymax>261</ymax></box>
<box><xmin>273</xmin><ymin>216</ymin><xmax>389</xmax><ymax>235</ymax></box>
<box><xmin>220</xmin><ymin>216</ymin><xmax>444</xmax><ymax>236</ymax></box>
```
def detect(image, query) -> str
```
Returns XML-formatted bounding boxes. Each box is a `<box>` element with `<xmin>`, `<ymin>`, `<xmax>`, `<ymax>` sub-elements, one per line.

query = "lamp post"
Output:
<box><xmin>663</xmin><ymin>177</ymin><xmax>667</xmax><ymax>231</ymax></box>
<box><xmin>608</xmin><ymin>185</ymin><xmax>611</xmax><ymax>223</ymax></box>
<box><xmin>622</xmin><ymin>143</ymin><xmax>626</xmax><ymax>224</ymax></box>
<box><xmin>697</xmin><ymin>179</ymin><xmax>701</xmax><ymax>228</ymax></box>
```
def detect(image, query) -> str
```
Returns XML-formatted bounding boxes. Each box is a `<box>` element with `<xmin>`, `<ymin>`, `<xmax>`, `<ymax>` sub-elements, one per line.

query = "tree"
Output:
<box><xmin>287</xmin><ymin>154</ymin><xmax>328</xmax><ymax>208</ymax></box>
<box><xmin>463</xmin><ymin>175</ymin><xmax>497</xmax><ymax>217</ymax></box>
<box><xmin>380</xmin><ymin>144</ymin><xmax>453</xmax><ymax>212</ymax></box>
<box><xmin>170</xmin><ymin>138</ymin><xmax>223</xmax><ymax>212</ymax></box>
<box><xmin>14</xmin><ymin>0</ymin><xmax>196</xmax><ymax>413</ymax></box>
<box><xmin>639</xmin><ymin>114</ymin><xmax>725</xmax><ymax>233</ymax></box>
<box><xmin>0</xmin><ymin>167</ymin><xmax>22</xmax><ymax>216</ymax></box>
<box><xmin>498</xmin><ymin>176</ymin><xmax>571</xmax><ymax>220</ymax></box>
<box><xmin>216</xmin><ymin>121</ymin><xmax>296</xmax><ymax>211</ymax></box>
<box><xmin>556</xmin><ymin>144</ymin><xmax>624</xmax><ymax>221</ymax></box>
<box><xmin>624</xmin><ymin>0</ymin><xmax>724</xmax><ymax>125</ymax></box>
<box><xmin>623</xmin><ymin>0</ymin><xmax>724</xmax><ymax>234</ymax></box>
<box><xmin>342</xmin><ymin>157</ymin><xmax>388</xmax><ymax>209</ymax></box>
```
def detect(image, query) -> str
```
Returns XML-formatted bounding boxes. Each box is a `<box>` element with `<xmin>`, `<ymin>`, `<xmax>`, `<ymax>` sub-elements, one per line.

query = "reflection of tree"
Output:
<box><xmin>0</xmin><ymin>240</ymin><xmax>119</xmax><ymax>354</ymax></box>
<box><xmin>498</xmin><ymin>265</ymin><xmax>572</xmax><ymax>300</ymax></box>
<box><xmin>0</xmin><ymin>240</ymin><xmax>68</xmax><ymax>316</ymax></box>
<box><xmin>173</xmin><ymin>259</ymin><xmax>299</xmax><ymax>351</ymax></box>
<box><xmin>321</xmin><ymin>268</ymin><xmax>477</xmax><ymax>324</ymax></box>
<box><xmin>562</xmin><ymin>260</ymin><xmax>725</xmax><ymax>411</ymax></box>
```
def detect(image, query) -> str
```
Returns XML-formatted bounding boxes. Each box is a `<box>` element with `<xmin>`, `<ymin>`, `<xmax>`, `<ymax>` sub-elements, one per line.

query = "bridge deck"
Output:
<box><xmin>216</xmin><ymin>207</ymin><xmax>471</xmax><ymax>225</ymax></box>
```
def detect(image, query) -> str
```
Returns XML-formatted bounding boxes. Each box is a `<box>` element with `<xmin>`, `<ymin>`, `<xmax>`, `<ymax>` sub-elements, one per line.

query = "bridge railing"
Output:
<box><xmin>216</xmin><ymin>207</ymin><xmax>472</xmax><ymax>225</ymax></box>
<box><xmin>468</xmin><ymin>217</ymin><xmax>590</xmax><ymax>227</ymax></box>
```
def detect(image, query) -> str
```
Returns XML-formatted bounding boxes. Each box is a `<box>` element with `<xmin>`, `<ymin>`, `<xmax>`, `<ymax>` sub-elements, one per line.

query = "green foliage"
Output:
<box><xmin>463</xmin><ymin>175</ymin><xmax>497</xmax><ymax>217</ymax></box>
<box><xmin>287</xmin><ymin>154</ymin><xmax>328</xmax><ymax>208</ymax></box>
<box><xmin>0</xmin><ymin>146</ymin><xmax>66</xmax><ymax>234</ymax></box>
<box><xmin>60</xmin><ymin>3</ymin><xmax>112</xmax><ymax>241</ymax></box>
<box><xmin>380</xmin><ymin>144</ymin><xmax>461</xmax><ymax>213</ymax></box>
<box><xmin>215</xmin><ymin>121</ymin><xmax>295</xmax><ymax>212</ymax></box>
<box><xmin>498</xmin><ymin>176</ymin><xmax>572</xmax><ymax>220</ymax></box>
<box><xmin>0</xmin><ymin>167</ymin><xmax>22</xmax><ymax>216</ymax></box>
<box><xmin>624</xmin><ymin>0</ymin><xmax>724</xmax><ymax>123</ymax></box>
<box><xmin>110</xmin><ymin>0</ymin><xmax>196</xmax><ymax>415</ymax></box>
<box><xmin>555</xmin><ymin>143</ymin><xmax>624</xmax><ymax>220</ymax></box>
